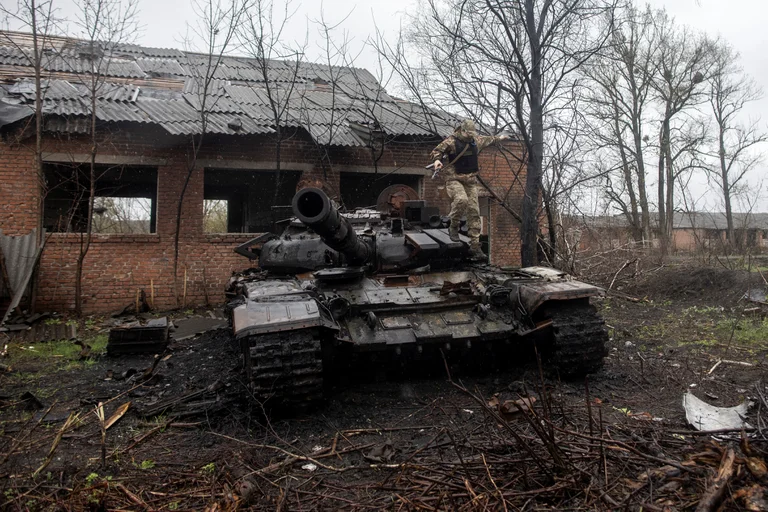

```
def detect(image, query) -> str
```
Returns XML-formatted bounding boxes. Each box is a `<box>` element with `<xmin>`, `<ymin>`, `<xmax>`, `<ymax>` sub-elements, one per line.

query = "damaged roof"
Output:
<box><xmin>0</xmin><ymin>31</ymin><xmax>456</xmax><ymax>145</ymax></box>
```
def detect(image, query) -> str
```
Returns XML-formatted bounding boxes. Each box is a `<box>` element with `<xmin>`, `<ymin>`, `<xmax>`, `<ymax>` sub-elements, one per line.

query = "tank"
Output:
<box><xmin>226</xmin><ymin>186</ymin><xmax>608</xmax><ymax>407</ymax></box>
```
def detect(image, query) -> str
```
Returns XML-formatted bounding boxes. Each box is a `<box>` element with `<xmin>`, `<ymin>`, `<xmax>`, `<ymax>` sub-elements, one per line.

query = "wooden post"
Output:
<box><xmin>182</xmin><ymin>266</ymin><xmax>187</xmax><ymax>308</ymax></box>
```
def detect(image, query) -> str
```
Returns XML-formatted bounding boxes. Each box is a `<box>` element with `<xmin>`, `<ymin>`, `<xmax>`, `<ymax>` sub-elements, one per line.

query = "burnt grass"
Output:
<box><xmin>1</xmin><ymin>265</ymin><xmax>768</xmax><ymax>511</ymax></box>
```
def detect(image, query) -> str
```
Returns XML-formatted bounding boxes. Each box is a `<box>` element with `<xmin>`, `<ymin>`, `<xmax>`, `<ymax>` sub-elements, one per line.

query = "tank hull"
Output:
<box><xmin>227</xmin><ymin>188</ymin><xmax>608</xmax><ymax>408</ymax></box>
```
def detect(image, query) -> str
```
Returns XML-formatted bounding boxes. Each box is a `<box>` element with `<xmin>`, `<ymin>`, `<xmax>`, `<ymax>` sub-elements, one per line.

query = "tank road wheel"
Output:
<box><xmin>242</xmin><ymin>329</ymin><xmax>323</xmax><ymax>409</ymax></box>
<box><xmin>543</xmin><ymin>301</ymin><xmax>608</xmax><ymax>378</ymax></box>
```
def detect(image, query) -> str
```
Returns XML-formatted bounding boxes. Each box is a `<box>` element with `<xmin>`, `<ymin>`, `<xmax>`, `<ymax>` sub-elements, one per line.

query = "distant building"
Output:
<box><xmin>566</xmin><ymin>212</ymin><xmax>768</xmax><ymax>253</ymax></box>
<box><xmin>0</xmin><ymin>31</ymin><xmax>526</xmax><ymax>313</ymax></box>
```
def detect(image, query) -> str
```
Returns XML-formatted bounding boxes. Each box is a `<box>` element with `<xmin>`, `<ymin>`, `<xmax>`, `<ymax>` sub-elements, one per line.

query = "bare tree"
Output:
<box><xmin>175</xmin><ymin>0</ymin><xmax>248</xmax><ymax>304</ymax></box>
<box><xmin>238</xmin><ymin>0</ymin><xmax>305</xmax><ymax>203</ymax></box>
<box><xmin>584</xmin><ymin>5</ymin><xmax>659</xmax><ymax>242</ymax></box>
<box><xmin>300</xmin><ymin>7</ymin><xmax>357</xmax><ymax>181</ymax></box>
<box><xmin>649</xmin><ymin>15</ymin><xmax>714</xmax><ymax>252</ymax></box>
<box><xmin>69</xmin><ymin>0</ymin><xmax>139</xmax><ymax>315</ymax></box>
<box><xmin>1</xmin><ymin>1</ymin><xmax>62</xmax><ymax>314</ymax></box>
<box><xmin>1</xmin><ymin>1</ymin><xmax>60</xmax><ymax>246</ymax></box>
<box><xmin>380</xmin><ymin>0</ymin><xmax>618</xmax><ymax>266</ymax></box>
<box><xmin>706</xmin><ymin>40</ymin><xmax>766</xmax><ymax>249</ymax></box>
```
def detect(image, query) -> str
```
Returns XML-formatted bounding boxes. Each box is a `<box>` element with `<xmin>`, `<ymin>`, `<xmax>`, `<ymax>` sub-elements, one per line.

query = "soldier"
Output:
<box><xmin>431</xmin><ymin>119</ymin><xmax>509</xmax><ymax>259</ymax></box>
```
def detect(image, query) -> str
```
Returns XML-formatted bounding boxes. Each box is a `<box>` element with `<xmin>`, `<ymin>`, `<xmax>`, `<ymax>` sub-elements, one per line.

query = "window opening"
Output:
<box><xmin>204</xmin><ymin>169</ymin><xmax>301</xmax><ymax>233</ymax></box>
<box><xmin>43</xmin><ymin>164</ymin><xmax>157</xmax><ymax>233</ymax></box>
<box><xmin>339</xmin><ymin>172</ymin><xmax>421</xmax><ymax>210</ymax></box>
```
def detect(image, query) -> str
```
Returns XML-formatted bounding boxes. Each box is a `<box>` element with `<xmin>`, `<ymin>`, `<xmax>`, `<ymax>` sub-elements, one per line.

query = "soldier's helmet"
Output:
<box><xmin>455</xmin><ymin>119</ymin><xmax>477</xmax><ymax>141</ymax></box>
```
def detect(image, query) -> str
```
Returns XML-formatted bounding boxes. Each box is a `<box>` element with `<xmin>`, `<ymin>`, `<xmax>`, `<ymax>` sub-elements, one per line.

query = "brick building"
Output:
<box><xmin>0</xmin><ymin>31</ymin><xmax>526</xmax><ymax>314</ymax></box>
<box><xmin>566</xmin><ymin>212</ymin><xmax>768</xmax><ymax>253</ymax></box>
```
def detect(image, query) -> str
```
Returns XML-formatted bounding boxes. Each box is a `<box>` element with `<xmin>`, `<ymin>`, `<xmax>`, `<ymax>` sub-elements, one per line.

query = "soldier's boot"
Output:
<box><xmin>469</xmin><ymin>242</ymin><xmax>487</xmax><ymax>261</ymax></box>
<box><xmin>448</xmin><ymin>225</ymin><xmax>460</xmax><ymax>242</ymax></box>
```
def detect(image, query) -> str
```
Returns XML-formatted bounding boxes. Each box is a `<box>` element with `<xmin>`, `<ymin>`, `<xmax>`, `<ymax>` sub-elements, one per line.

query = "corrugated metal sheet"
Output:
<box><xmin>97</xmin><ymin>82</ymin><xmax>137</xmax><ymax>101</ymax></box>
<box><xmin>295</xmin><ymin>88</ymin><xmax>353</xmax><ymax>110</ymax></box>
<box><xmin>0</xmin><ymin>229</ymin><xmax>43</xmax><ymax>325</ymax></box>
<box><xmin>100</xmin><ymin>58</ymin><xmax>145</xmax><ymax>78</ymax></box>
<box><xmin>299</xmin><ymin>120</ymin><xmax>365</xmax><ymax>147</ymax></box>
<box><xmin>44</xmin><ymin>98</ymin><xmax>86</xmax><ymax>116</ymax></box>
<box><xmin>11</xmin><ymin>322</ymin><xmax>78</xmax><ymax>343</ymax></box>
<box><xmin>182</xmin><ymin>77</ymin><xmax>228</xmax><ymax>97</ymax></box>
<box><xmin>184</xmin><ymin>94</ymin><xmax>244</xmax><ymax>114</ymax></box>
<box><xmin>117</xmin><ymin>43</ymin><xmax>185</xmax><ymax>59</ymax></box>
<box><xmin>45</xmin><ymin>116</ymin><xmax>90</xmax><ymax>133</ymax></box>
<box><xmin>205</xmin><ymin>112</ymin><xmax>273</xmax><ymax>135</ymax></box>
<box><xmin>96</xmin><ymin>99</ymin><xmax>149</xmax><ymax>123</ymax></box>
<box><xmin>135</xmin><ymin>57</ymin><xmax>187</xmax><ymax>76</ymax></box>
<box><xmin>137</xmin><ymin>96</ymin><xmax>199</xmax><ymax>123</ymax></box>
<box><xmin>239</xmin><ymin>102</ymin><xmax>276</xmax><ymax>123</ymax></box>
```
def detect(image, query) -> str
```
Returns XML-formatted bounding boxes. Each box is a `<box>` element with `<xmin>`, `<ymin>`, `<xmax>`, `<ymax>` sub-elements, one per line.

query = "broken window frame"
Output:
<box><xmin>42</xmin><ymin>163</ymin><xmax>158</xmax><ymax>234</ymax></box>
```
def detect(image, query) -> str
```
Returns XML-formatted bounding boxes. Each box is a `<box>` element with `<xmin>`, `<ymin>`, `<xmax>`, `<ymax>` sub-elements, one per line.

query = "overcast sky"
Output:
<box><xmin>8</xmin><ymin>0</ymin><xmax>768</xmax><ymax>211</ymax></box>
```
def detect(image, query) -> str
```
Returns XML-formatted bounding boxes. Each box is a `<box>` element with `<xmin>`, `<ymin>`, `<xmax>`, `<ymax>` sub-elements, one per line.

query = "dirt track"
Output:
<box><xmin>1</xmin><ymin>264</ymin><xmax>767</xmax><ymax>510</ymax></box>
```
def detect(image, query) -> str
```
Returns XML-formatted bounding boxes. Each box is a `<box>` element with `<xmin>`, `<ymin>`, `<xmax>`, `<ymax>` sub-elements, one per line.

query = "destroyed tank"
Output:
<box><xmin>226</xmin><ymin>186</ymin><xmax>608</xmax><ymax>407</ymax></box>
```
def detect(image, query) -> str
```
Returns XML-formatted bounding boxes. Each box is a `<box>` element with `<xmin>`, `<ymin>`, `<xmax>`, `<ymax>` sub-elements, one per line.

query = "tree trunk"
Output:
<box><xmin>631</xmin><ymin>115</ymin><xmax>650</xmax><ymax>242</ymax></box>
<box><xmin>272</xmin><ymin>125</ymin><xmax>282</xmax><ymax>205</ymax></box>
<box><xmin>657</xmin><ymin>104</ymin><xmax>672</xmax><ymax>254</ymax></box>
<box><xmin>543</xmin><ymin>187</ymin><xmax>557</xmax><ymax>265</ymax></box>
<box><xmin>75</xmin><ymin>74</ymin><xmax>98</xmax><ymax>316</ymax></box>
<box><xmin>664</xmin><ymin>129</ymin><xmax>675</xmax><ymax>248</ymax></box>
<box><xmin>718</xmin><ymin>128</ymin><xmax>734</xmax><ymax>249</ymax></box>
<box><xmin>521</xmin><ymin>0</ymin><xmax>543</xmax><ymax>267</ymax></box>
<box><xmin>608</xmin><ymin>97</ymin><xmax>641</xmax><ymax>240</ymax></box>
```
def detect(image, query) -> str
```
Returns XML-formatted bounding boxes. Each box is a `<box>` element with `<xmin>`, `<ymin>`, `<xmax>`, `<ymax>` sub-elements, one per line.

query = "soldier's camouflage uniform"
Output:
<box><xmin>430</xmin><ymin>134</ymin><xmax>502</xmax><ymax>249</ymax></box>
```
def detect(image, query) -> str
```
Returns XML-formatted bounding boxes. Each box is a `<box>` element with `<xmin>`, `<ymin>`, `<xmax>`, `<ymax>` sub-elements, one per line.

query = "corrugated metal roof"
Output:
<box><xmin>0</xmin><ymin>31</ymin><xmax>451</xmax><ymax>144</ymax></box>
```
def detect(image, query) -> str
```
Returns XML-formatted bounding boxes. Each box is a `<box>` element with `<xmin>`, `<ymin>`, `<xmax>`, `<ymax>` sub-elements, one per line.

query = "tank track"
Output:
<box><xmin>243</xmin><ymin>329</ymin><xmax>323</xmax><ymax>407</ymax></box>
<box><xmin>546</xmin><ymin>301</ymin><xmax>608</xmax><ymax>378</ymax></box>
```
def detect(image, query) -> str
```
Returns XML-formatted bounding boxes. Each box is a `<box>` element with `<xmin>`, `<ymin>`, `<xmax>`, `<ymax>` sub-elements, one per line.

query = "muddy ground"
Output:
<box><xmin>1</xmin><ymin>263</ymin><xmax>767</xmax><ymax>511</ymax></box>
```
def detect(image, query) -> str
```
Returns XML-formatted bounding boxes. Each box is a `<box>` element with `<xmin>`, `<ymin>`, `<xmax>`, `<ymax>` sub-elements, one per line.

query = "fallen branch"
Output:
<box><xmin>33</xmin><ymin>412</ymin><xmax>81</xmax><ymax>477</ymax></box>
<box><xmin>695</xmin><ymin>447</ymin><xmax>736</xmax><ymax>512</ymax></box>
<box><xmin>115</xmin><ymin>483</ymin><xmax>149</xmax><ymax>510</ymax></box>
<box><xmin>609</xmin><ymin>258</ymin><xmax>637</xmax><ymax>290</ymax></box>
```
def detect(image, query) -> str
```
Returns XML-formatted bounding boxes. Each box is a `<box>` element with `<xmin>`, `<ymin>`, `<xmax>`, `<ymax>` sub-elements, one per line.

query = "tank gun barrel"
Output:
<box><xmin>292</xmin><ymin>187</ymin><xmax>371</xmax><ymax>265</ymax></box>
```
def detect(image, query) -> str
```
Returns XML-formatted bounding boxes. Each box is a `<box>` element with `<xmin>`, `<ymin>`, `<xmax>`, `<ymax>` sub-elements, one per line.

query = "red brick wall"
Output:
<box><xmin>479</xmin><ymin>146</ymin><xmax>526</xmax><ymax>266</ymax></box>
<box><xmin>0</xmin><ymin>128</ymin><xmax>527</xmax><ymax>313</ymax></box>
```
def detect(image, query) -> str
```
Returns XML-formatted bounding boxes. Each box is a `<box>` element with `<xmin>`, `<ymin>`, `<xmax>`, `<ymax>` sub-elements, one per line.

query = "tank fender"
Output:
<box><xmin>232</xmin><ymin>298</ymin><xmax>337</xmax><ymax>339</ymax></box>
<box><xmin>511</xmin><ymin>280</ymin><xmax>604</xmax><ymax>316</ymax></box>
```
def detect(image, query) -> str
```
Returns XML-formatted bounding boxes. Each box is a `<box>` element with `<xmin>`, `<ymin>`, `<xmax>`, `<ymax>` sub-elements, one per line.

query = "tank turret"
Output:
<box><xmin>292</xmin><ymin>187</ymin><xmax>371</xmax><ymax>265</ymax></box>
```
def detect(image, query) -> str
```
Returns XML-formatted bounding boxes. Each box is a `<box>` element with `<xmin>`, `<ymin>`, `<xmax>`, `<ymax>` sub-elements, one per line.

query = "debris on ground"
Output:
<box><xmin>1</xmin><ymin>263</ymin><xmax>767</xmax><ymax>510</ymax></box>
<box><xmin>107</xmin><ymin>317</ymin><xmax>169</xmax><ymax>355</ymax></box>
<box><xmin>3</xmin><ymin>321</ymin><xmax>77</xmax><ymax>342</ymax></box>
<box><xmin>683</xmin><ymin>391</ymin><xmax>751</xmax><ymax>431</ymax></box>
<box><xmin>744</xmin><ymin>287</ymin><xmax>768</xmax><ymax>305</ymax></box>
<box><xmin>171</xmin><ymin>315</ymin><xmax>228</xmax><ymax>341</ymax></box>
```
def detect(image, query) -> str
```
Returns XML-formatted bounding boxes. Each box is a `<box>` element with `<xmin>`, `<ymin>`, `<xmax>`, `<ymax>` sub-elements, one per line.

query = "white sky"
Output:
<box><xmin>8</xmin><ymin>0</ymin><xmax>768</xmax><ymax>211</ymax></box>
